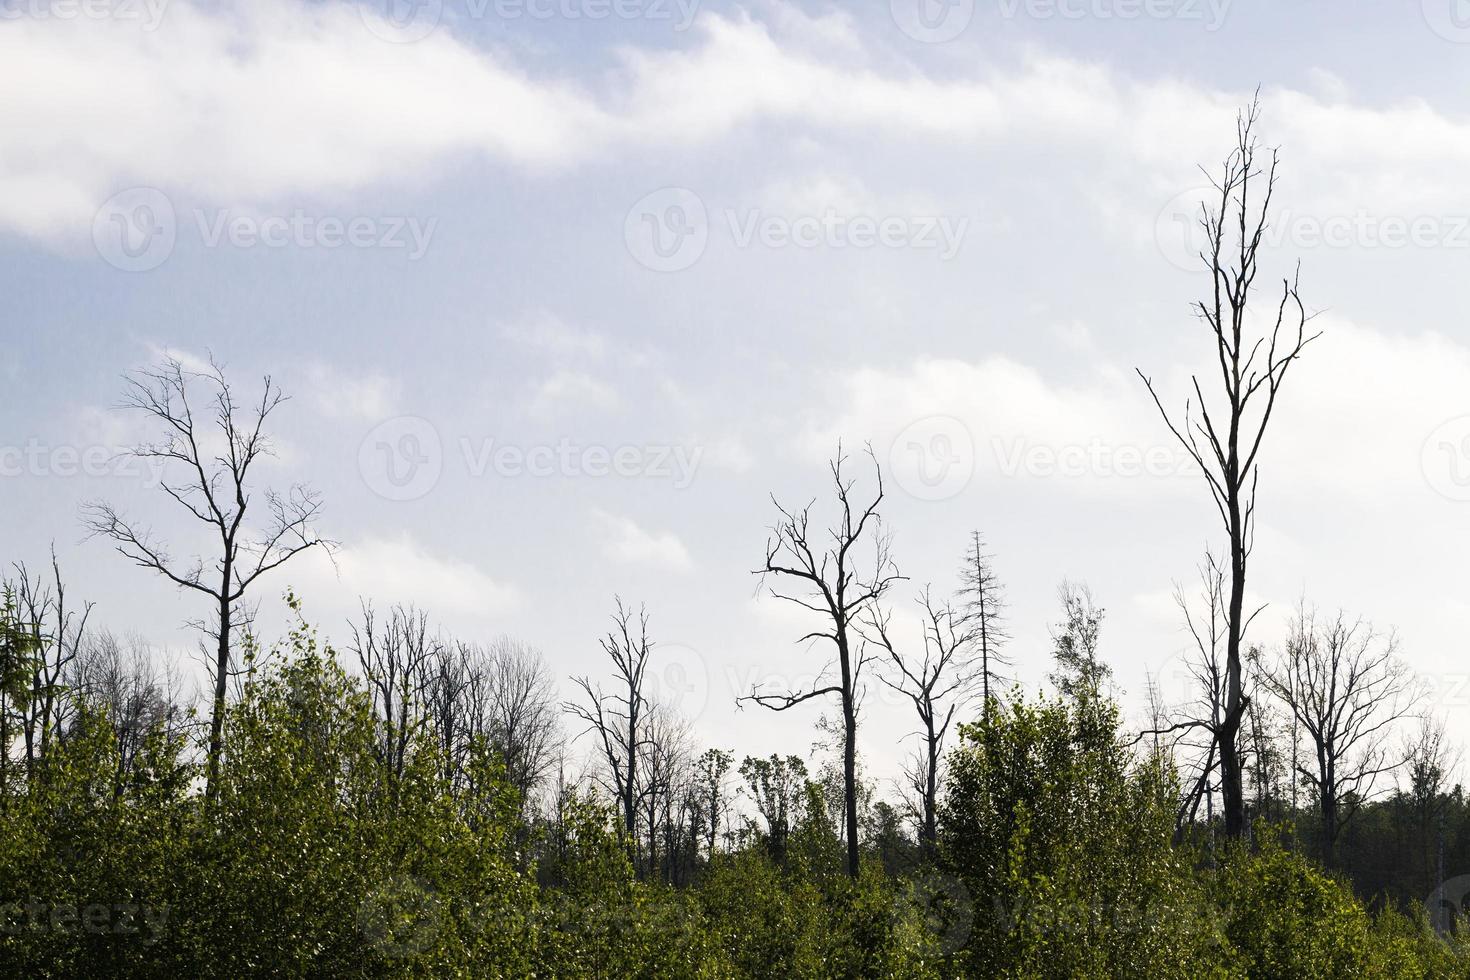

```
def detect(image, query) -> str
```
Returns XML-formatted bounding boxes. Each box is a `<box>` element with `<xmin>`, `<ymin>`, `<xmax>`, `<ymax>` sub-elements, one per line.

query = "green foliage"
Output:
<box><xmin>2</xmin><ymin>600</ymin><xmax>1468</xmax><ymax>978</ymax></box>
<box><xmin>941</xmin><ymin>693</ymin><xmax>1230</xmax><ymax>978</ymax></box>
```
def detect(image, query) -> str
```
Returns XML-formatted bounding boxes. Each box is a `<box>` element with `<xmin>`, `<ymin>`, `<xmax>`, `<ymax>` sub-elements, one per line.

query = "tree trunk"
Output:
<box><xmin>206</xmin><ymin>591</ymin><xmax>231</xmax><ymax>800</ymax></box>
<box><xmin>839</xmin><ymin>634</ymin><xmax>859</xmax><ymax>878</ymax></box>
<box><xmin>923</xmin><ymin>723</ymin><xmax>938</xmax><ymax>854</ymax></box>
<box><xmin>1219</xmin><ymin>493</ymin><xmax>1248</xmax><ymax>838</ymax></box>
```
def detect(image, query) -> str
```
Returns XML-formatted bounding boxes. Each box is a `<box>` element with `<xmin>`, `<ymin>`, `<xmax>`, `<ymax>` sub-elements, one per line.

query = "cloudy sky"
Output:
<box><xmin>5</xmin><ymin>0</ymin><xmax>1470</xmax><ymax>788</ymax></box>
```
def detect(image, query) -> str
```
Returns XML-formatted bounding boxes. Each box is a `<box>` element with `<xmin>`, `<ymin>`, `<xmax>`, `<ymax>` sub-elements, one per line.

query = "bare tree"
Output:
<box><xmin>1261</xmin><ymin>604</ymin><xmax>1417</xmax><ymax>866</ymax></box>
<box><xmin>350</xmin><ymin>602</ymin><xmax>437</xmax><ymax>786</ymax></box>
<box><xmin>638</xmin><ymin>702</ymin><xmax>692</xmax><ymax>882</ymax></box>
<box><xmin>565</xmin><ymin>598</ymin><xmax>653</xmax><ymax>859</ymax></box>
<box><xmin>12</xmin><ymin>551</ymin><xmax>92</xmax><ymax>769</ymax></box>
<box><xmin>1048</xmin><ymin>581</ymin><xmax>1109</xmax><ymax>701</ymax></box>
<box><xmin>1138</xmin><ymin>553</ymin><xmax>1231</xmax><ymax>834</ymax></box>
<box><xmin>738</xmin><ymin>445</ymin><xmax>903</xmax><ymax>878</ymax></box>
<box><xmin>1136</xmin><ymin>101</ymin><xmax>1319</xmax><ymax>838</ymax></box>
<box><xmin>864</xmin><ymin>589</ymin><xmax>977</xmax><ymax>854</ymax></box>
<box><xmin>82</xmin><ymin>355</ymin><xmax>330</xmax><ymax>798</ymax></box>
<box><xmin>67</xmin><ymin>630</ymin><xmax>192</xmax><ymax>797</ymax></box>
<box><xmin>956</xmin><ymin>531</ymin><xmax>1009</xmax><ymax>712</ymax></box>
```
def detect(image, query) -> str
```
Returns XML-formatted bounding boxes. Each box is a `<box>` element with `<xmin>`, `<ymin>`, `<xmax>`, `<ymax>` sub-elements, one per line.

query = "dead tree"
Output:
<box><xmin>738</xmin><ymin>445</ymin><xmax>903</xmax><ymax>878</ymax></box>
<box><xmin>1261</xmin><ymin>604</ymin><xmax>1417</xmax><ymax>866</ymax></box>
<box><xmin>82</xmin><ymin>355</ymin><xmax>329</xmax><ymax>798</ymax></box>
<box><xmin>13</xmin><ymin>551</ymin><xmax>92</xmax><ymax>770</ymax></box>
<box><xmin>955</xmin><ymin>531</ymin><xmax>1009</xmax><ymax>714</ymax></box>
<box><xmin>565</xmin><ymin>598</ymin><xmax>654</xmax><ymax>861</ymax></box>
<box><xmin>1136</xmin><ymin>100</ymin><xmax>1319</xmax><ymax>839</ymax></box>
<box><xmin>350</xmin><ymin>602</ymin><xmax>437</xmax><ymax>786</ymax></box>
<box><xmin>865</xmin><ymin>589</ymin><xmax>978</xmax><ymax>854</ymax></box>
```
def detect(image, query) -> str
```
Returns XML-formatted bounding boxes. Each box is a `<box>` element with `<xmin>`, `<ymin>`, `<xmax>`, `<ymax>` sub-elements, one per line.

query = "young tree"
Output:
<box><xmin>565</xmin><ymin>598</ymin><xmax>653</xmax><ymax>859</ymax></box>
<box><xmin>1261</xmin><ymin>605</ymin><xmax>1417</xmax><ymax>866</ymax></box>
<box><xmin>956</xmin><ymin>531</ymin><xmax>1009</xmax><ymax>712</ymax></box>
<box><xmin>864</xmin><ymin>589</ymin><xmax>977</xmax><ymax>854</ymax></box>
<box><xmin>691</xmin><ymin>747</ymin><xmax>733</xmax><ymax>862</ymax></box>
<box><xmin>1136</xmin><ymin>101</ymin><xmax>1318</xmax><ymax>838</ymax></box>
<box><xmin>739</xmin><ymin>445</ymin><xmax>903</xmax><ymax>878</ymax></box>
<box><xmin>1048</xmin><ymin>581</ymin><xmax>1109</xmax><ymax>702</ymax></box>
<box><xmin>82</xmin><ymin>355</ymin><xmax>330</xmax><ymax>797</ymax></box>
<box><xmin>739</xmin><ymin>753</ymin><xmax>809</xmax><ymax>866</ymax></box>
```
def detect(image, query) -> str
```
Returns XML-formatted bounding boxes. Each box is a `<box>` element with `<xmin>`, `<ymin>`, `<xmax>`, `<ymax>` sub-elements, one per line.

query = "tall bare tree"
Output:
<box><xmin>566</xmin><ymin>598</ymin><xmax>654</xmax><ymax>859</ymax></box>
<box><xmin>1137</xmin><ymin>101</ymin><xmax>1319</xmax><ymax>838</ymax></box>
<box><xmin>739</xmin><ymin>445</ymin><xmax>903</xmax><ymax>878</ymax></box>
<box><xmin>865</xmin><ymin>589</ymin><xmax>977</xmax><ymax>854</ymax></box>
<box><xmin>82</xmin><ymin>355</ymin><xmax>329</xmax><ymax>798</ymax></box>
<box><xmin>956</xmin><ymin>531</ymin><xmax>1009</xmax><ymax>712</ymax></box>
<box><xmin>1261</xmin><ymin>604</ymin><xmax>1417</xmax><ymax>866</ymax></box>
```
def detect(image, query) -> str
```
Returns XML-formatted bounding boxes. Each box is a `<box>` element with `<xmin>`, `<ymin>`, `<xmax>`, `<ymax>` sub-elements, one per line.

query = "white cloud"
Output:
<box><xmin>305</xmin><ymin>534</ymin><xmax>521</xmax><ymax>616</ymax></box>
<box><xmin>306</xmin><ymin>364</ymin><xmax>398</xmax><ymax>421</ymax></box>
<box><xmin>596</xmin><ymin>510</ymin><xmax>692</xmax><ymax>570</ymax></box>
<box><xmin>500</xmin><ymin>311</ymin><xmax>607</xmax><ymax>360</ymax></box>
<box><xmin>808</xmin><ymin>316</ymin><xmax>1470</xmax><ymax>505</ymax></box>
<box><xmin>12</xmin><ymin>2</ymin><xmax>1470</xmax><ymax>249</ymax></box>
<box><xmin>527</xmin><ymin>370</ymin><xmax>620</xmax><ymax>420</ymax></box>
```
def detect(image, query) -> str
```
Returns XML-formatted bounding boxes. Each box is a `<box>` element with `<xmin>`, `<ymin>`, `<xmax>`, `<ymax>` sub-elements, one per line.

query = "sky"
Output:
<box><xmin>4</xmin><ymin>0</ymin><xmax>1470</xmax><ymax>793</ymax></box>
